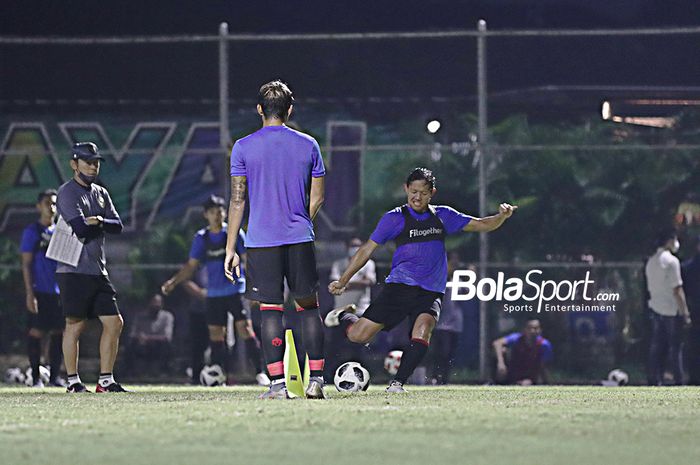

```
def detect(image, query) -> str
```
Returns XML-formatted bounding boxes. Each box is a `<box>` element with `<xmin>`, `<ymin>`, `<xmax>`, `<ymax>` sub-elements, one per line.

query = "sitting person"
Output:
<box><xmin>123</xmin><ymin>294</ymin><xmax>175</xmax><ymax>376</ymax></box>
<box><xmin>493</xmin><ymin>319</ymin><xmax>552</xmax><ymax>385</ymax></box>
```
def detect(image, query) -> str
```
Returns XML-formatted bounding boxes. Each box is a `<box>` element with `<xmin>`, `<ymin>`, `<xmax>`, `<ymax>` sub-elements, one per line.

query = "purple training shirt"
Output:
<box><xmin>230</xmin><ymin>125</ymin><xmax>325</xmax><ymax>248</ymax></box>
<box><xmin>370</xmin><ymin>205</ymin><xmax>472</xmax><ymax>293</ymax></box>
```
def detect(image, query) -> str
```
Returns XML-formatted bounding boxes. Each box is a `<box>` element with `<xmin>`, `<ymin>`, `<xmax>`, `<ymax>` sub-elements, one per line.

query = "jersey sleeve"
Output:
<box><xmin>230</xmin><ymin>141</ymin><xmax>246</xmax><ymax>177</ymax></box>
<box><xmin>503</xmin><ymin>332</ymin><xmax>522</xmax><ymax>346</ymax></box>
<box><xmin>189</xmin><ymin>234</ymin><xmax>206</xmax><ymax>261</ymax></box>
<box><xmin>369</xmin><ymin>210</ymin><xmax>405</xmax><ymax>245</ymax></box>
<box><xmin>57</xmin><ymin>187</ymin><xmax>84</xmax><ymax>223</ymax></box>
<box><xmin>20</xmin><ymin>225</ymin><xmax>38</xmax><ymax>253</ymax></box>
<box><xmin>311</xmin><ymin>140</ymin><xmax>325</xmax><ymax>178</ymax></box>
<box><xmin>437</xmin><ymin>206</ymin><xmax>473</xmax><ymax>234</ymax></box>
<box><xmin>540</xmin><ymin>339</ymin><xmax>553</xmax><ymax>363</ymax></box>
<box><xmin>667</xmin><ymin>257</ymin><xmax>683</xmax><ymax>288</ymax></box>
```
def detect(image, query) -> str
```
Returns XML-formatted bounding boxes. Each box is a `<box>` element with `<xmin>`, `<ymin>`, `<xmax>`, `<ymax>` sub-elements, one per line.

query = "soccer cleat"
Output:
<box><xmin>258</xmin><ymin>383</ymin><xmax>290</xmax><ymax>400</ymax></box>
<box><xmin>255</xmin><ymin>372</ymin><xmax>271</xmax><ymax>387</ymax></box>
<box><xmin>96</xmin><ymin>382</ymin><xmax>130</xmax><ymax>393</ymax></box>
<box><xmin>324</xmin><ymin>304</ymin><xmax>357</xmax><ymax>327</ymax></box>
<box><xmin>30</xmin><ymin>379</ymin><xmax>45</xmax><ymax>388</ymax></box>
<box><xmin>66</xmin><ymin>382</ymin><xmax>90</xmax><ymax>393</ymax></box>
<box><xmin>305</xmin><ymin>377</ymin><xmax>326</xmax><ymax>399</ymax></box>
<box><xmin>386</xmin><ymin>380</ymin><xmax>407</xmax><ymax>393</ymax></box>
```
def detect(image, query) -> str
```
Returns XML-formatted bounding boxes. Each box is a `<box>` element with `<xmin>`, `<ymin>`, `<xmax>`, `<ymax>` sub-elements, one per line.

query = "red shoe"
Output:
<box><xmin>96</xmin><ymin>382</ymin><xmax>130</xmax><ymax>392</ymax></box>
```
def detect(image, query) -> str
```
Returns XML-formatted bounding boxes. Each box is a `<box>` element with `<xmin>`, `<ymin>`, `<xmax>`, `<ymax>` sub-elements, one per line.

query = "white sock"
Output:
<box><xmin>271</xmin><ymin>378</ymin><xmax>285</xmax><ymax>386</ymax></box>
<box><xmin>98</xmin><ymin>373</ymin><xmax>115</xmax><ymax>387</ymax></box>
<box><xmin>67</xmin><ymin>374</ymin><xmax>81</xmax><ymax>386</ymax></box>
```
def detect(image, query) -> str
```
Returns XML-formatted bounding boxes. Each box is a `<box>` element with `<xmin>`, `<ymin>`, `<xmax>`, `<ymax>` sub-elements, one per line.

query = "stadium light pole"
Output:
<box><xmin>219</xmin><ymin>22</ymin><xmax>230</xmax><ymax>150</ymax></box>
<box><xmin>476</xmin><ymin>19</ymin><xmax>489</xmax><ymax>381</ymax></box>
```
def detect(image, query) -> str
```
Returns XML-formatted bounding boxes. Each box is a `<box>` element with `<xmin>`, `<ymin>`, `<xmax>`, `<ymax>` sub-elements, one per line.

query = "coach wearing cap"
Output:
<box><xmin>56</xmin><ymin>142</ymin><xmax>128</xmax><ymax>392</ymax></box>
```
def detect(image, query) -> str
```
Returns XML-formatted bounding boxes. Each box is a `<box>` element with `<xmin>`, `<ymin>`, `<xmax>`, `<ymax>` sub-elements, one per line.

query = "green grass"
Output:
<box><xmin>1</xmin><ymin>385</ymin><xmax>699</xmax><ymax>465</ymax></box>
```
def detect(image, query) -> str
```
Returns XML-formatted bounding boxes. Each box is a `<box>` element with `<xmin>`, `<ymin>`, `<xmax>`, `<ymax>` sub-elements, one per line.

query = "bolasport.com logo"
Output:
<box><xmin>446</xmin><ymin>269</ymin><xmax>620</xmax><ymax>313</ymax></box>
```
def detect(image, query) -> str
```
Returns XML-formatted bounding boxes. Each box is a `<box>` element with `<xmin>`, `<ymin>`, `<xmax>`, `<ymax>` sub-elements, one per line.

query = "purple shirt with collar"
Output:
<box><xmin>230</xmin><ymin>125</ymin><xmax>325</xmax><ymax>248</ymax></box>
<box><xmin>370</xmin><ymin>205</ymin><xmax>472</xmax><ymax>293</ymax></box>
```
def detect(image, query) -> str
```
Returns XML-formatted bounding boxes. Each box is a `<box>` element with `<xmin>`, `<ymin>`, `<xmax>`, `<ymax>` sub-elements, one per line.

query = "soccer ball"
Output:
<box><xmin>24</xmin><ymin>365</ymin><xmax>50</xmax><ymax>386</ymax></box>
<box><xmin>334</xmin><ymin>361</ymin><xmax>370</xmax><ymax>392</ymax></box>
<box><xmin>608</xmin><ymin>369</ymin><xmax>629</xmax><ymax>386</ymax></box>
<box><xmin>4</xmin><ymin>367</ymin><xmax>26</xmax><ymax>384</ymax></box>
<box><xmin>384</xmin><ymin>350</ymin><xmax>403</xmax><ymax>376</ymax></box>
<box><xmin>199</xmin><ymin>364</ymin><xmax>226</xmax><ymax>386</ymax></box>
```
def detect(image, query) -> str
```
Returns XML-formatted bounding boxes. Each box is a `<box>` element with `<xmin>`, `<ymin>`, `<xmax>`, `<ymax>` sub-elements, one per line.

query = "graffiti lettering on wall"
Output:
<box><xmin>0</xmin><ymin>122</ymin><xmax>229</xmax><ymax>232</ymax></box>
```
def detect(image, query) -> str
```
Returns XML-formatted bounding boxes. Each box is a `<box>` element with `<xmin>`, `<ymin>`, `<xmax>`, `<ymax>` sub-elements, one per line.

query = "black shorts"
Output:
<box><xmin>27</xmin><ymin>292</ymin><xmax>64</xmax><ymax>331</ymax></box>
<box><xmin>362</xmin><ymin>283</ymin><xmax>443</xmax><ymax>331</ymax></box>
<box><xmin>245</xmin><ymin>242</ymin><xmax>319</xmax><ymax>304</ymax></box>
<box><xmin>206</xmin><ymin>294</ymin><xmax>248</xmax><ymax>326</ymax></box>
<box><xmin>56</xmin><ymin>273</ymin><xmax>120</xmax><ymax>320</ymax></box>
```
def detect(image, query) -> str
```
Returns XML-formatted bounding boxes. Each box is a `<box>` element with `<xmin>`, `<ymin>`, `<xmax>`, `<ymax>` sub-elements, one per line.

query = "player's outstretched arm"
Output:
<box><xmin>161</xmin><ymin>258</ymin><xmax>199</xmax><ymax>295</ymax></box>
<box><xmin>224</xmin><ymin>175</ymin><xmax>246</xmax><ymax>282</ymax></box>
<box><xmin>463</xmin><ymin>203</ymin><xmax>517</xmax><ymax>232</ymax></box>
<box><xmin>329</xmin><ymin>240</ymin><xmax>379</xmax><ymax>295</ymax></box>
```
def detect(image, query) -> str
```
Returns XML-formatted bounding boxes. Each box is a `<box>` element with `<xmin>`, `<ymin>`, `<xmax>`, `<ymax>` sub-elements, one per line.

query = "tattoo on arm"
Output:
<box><xmin>231</xmin><ymin>176</ymin><xmax>247</xmax><ymax>204</ymax></box>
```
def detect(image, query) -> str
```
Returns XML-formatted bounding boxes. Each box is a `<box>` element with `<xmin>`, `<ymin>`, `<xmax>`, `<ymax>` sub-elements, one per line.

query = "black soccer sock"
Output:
<box><xmin>49</xmin><ymin>333</ymin><xmax>63</xmax><ymax>381</ymax></box>
<box><xmin>395</xmin><ymin>338</ymin><xmax>430</xmax><ymax>384</ymax></box>
<box><xmin>298</xmin><ymin>305</ymin><xmax>325</xmax><ymax>378</ymax></box>
<box><xmin>210</xmin><ymin>340</ymin><xmax>227</xmax><ymax>371</ymax></box>
<box><xmin>27</xmin><ymin>335</ymin><xmax>41</xmax><ymax>383</ymax></box>
<box><xmin>260</xmin><ymin>305</ymin><xmax>286</xmax><ymax>381</ymax></box>
<box><xmin>244</xmin><ymin>337</ymin><xmax>263</xmax><ymax>373</ymax></box>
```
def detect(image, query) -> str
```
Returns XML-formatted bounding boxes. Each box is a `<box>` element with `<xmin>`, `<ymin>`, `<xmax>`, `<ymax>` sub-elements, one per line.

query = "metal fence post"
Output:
<box><xmin>476</xmin><ymin>19</ymin><xmax>489</xmax><ymax>381</ymax></box>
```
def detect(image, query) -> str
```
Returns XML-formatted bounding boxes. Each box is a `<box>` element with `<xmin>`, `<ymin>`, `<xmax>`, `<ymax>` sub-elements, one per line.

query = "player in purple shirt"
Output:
<box><xmin>327</xmin><ymin>167</ymin><xmax>516</xmax><ymax>392</ymax></box>
<box><xmin>493</xmin><ymin>319</ymin><xmax>552</xmax><ymax>385</ymax></box>
<box><xmin>20</xmin><ymin>189</ymin><xmax>65</xmax><ymax>387</ymax></box>
<box><xmin>225</xmin><ymin>80</ymin><xmax>326</xmax><ymax>399</ymax></box>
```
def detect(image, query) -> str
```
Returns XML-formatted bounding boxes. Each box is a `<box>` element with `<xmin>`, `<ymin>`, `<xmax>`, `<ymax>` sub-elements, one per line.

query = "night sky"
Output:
<box><xmin>1</xmin><ymin>1</ymin><xmax>699</xmax><ymax>106</ymax></box>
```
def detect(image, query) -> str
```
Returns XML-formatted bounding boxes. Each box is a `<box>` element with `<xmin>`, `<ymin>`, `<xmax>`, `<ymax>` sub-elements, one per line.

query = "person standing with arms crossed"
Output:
<box><xmin>224</xmin><ymin>80</ymin><xmax>326</xmax><ymax>399</ymax></box>
<box><xmin>20</xmin><ymin>189</ymin><xmax>65</xmax><ymax>387</ymax></box>
<box><xmin>56</xmin><ymin>142</ymin><xmax>127</xmax><ymax>393</ymax></box>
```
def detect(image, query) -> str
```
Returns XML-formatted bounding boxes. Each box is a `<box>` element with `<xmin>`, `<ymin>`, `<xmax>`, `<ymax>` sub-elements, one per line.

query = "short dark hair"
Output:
<box><xmin>37</xmin><ymin>189</ymin><xmax>57</xmax><ymax>203</ymax></box>
<box><xmin>258</xmin><ymin>80</ymin><xmax>294</xmax><ymax>121</ymax></box>
<box><xmin>655</xmin><ymin>228</ymin><xmax>677</xmax><ymax>248</ymax></box>
<box><xmin>203</xmin><ymin>195</ymin><xmax>226</xmax><ymax>211</ymax></box>
<box><xmin>406</xmin><ymin>167</ymin><xmax>436</xmax><ymax>190</ymax></box>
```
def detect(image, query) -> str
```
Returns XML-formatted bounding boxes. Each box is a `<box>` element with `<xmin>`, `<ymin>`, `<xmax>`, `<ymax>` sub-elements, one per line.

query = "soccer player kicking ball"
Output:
<box><xmin>327</xmin><ymin>167</ymin><xmax>516</xmax><ymax>393</ymax></box>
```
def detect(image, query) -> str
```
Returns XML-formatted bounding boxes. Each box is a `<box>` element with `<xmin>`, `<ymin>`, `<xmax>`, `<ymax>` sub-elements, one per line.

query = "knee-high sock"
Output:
<box><xmin>210</xmin><ymin>340</ymin><xmax>227</xmax><ymax>371</ymax></box>
<box><xmin>49</xmin><ymin>333</ymin><xmax>63</xmax><ymax>381</ymax></box>
<box><xmin>244</xmin><ymin>337</ymin><xmax>263</xmax><ymax>373</ymax></box>
<box><xmin>27</xmin><ymin>335</ymin><xmax>41</xmax><ymax>382</ymax></box>
<box><xmin>298</xmin><ymin>305</ymin><xmax>325</xmax><ymax>378</ymax></box>
<box><xmin>395</xmin><ymin>338</ymin><xmax>430</xmax><ymax>384</ymax></box>
<box><xmin>260</xmin><ymin>305</ymin><xmax>286</xmax><ymax>381</ymax></box>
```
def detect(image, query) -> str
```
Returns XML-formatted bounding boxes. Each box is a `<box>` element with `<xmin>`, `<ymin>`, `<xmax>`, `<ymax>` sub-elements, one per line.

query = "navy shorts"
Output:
<box><xmin>27</xmin><ymin>292</ymin><xmax>64</xmax><ymax>331</ymax></box>
<box><xmin>245</xmin><ymin>242</ymin><xmax>319</xmax><ymax>304</ymax></box>
<box><xmin>362</xmin><ymin>283</ymin><xmax>442</xmax><ymax>331</ymax></box>
<box><xmin>206</xmin><ymin>294</ymin><xmax>248</xmax><ymax>326</ymax></box>
<box><xmin>57</xmin><ymin>273</ymin><xmax>120</xmax><ymax>320</ymax></box>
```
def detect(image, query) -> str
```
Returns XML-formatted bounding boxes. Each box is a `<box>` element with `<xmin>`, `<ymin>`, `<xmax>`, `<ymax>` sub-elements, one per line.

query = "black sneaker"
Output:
<box><xmin>96</xmin><ymin>382</ymin><xmax>130</xmax><ymax>393</ymax></box>
<box><xmin>66</xmin><ymin>382</ymin><xmax>90</xmax><ymax>393</ymax></box>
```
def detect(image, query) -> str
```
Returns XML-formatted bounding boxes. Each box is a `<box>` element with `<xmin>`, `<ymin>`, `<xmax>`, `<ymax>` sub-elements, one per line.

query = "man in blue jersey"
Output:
<box><xmin>162</xmin><ymin>195</ymin><xmax>267</xmax><ymax>385</ymax></box>
<box><xmin>493</xmin><ymin>319</ymin><xmax>552</xmax><ymax>385</ymax></box>
<box><xmin>56</xmin><ymin>142</ymin><xmax>127</xmax><ymax>393</ymax></box>
<box><xmin>224</xmin><ymin>80</ymin><xmax>326</xmax><ymax>399</ymax></box>
<box><xmin>326</xmin><ymin>167</ymin><xmax>516</xmax><ymax>392</ymax></box>
<box><xmin>20</xmin><ymin>189</ymin><xmax>65</xmax><ymax>387</ymax></box>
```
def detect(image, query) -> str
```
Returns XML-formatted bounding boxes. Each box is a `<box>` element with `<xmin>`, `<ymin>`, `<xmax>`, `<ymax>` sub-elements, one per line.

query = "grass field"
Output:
<box><xmin>1</xmin><ymin>385</ymin><xmax>699</xmax><ymax>465</ymax></box>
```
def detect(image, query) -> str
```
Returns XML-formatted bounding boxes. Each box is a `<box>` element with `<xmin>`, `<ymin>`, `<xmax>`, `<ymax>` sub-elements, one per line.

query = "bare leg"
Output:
<box><xmin>98</xmin><ymin>315</ymin><xmax>123</xmax><ymax>374</ymax></box>
<box><xmin>63</xmin><ymin>318</ymin><xmax>87</xmax><ymax>375</ymax></box>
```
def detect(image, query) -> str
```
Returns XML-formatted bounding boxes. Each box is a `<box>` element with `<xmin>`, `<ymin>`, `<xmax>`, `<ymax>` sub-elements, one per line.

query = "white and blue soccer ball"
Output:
<box><xmin>383</xmin><ymin>350</ymin><xmax>403</xmax><ymax>376</ymax></box>
<box><xmin>334</xmin><ymin>361</ymin><xmax>370</xmax><ymax>392</ymax></box>
<box><xmin>4</xmin><ymin>367</ymin><xmax>26</xmax><ymax>384</ymax></box>
<box><xmin>607</xmin><ymin>369</ymin><xmax>629</xmax><ymax>386</ymax></box>
<box><xmin>199</xmin><ymin>364</ymin><xmax>226</xmax><ymax>386</ymax></box>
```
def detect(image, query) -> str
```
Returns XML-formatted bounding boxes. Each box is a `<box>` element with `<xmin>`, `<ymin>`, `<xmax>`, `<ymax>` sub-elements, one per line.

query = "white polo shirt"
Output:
<box><xmin>645</xmin><ymin>248</ymin><xmax>683</xmax><ymax>316</ymax></box>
